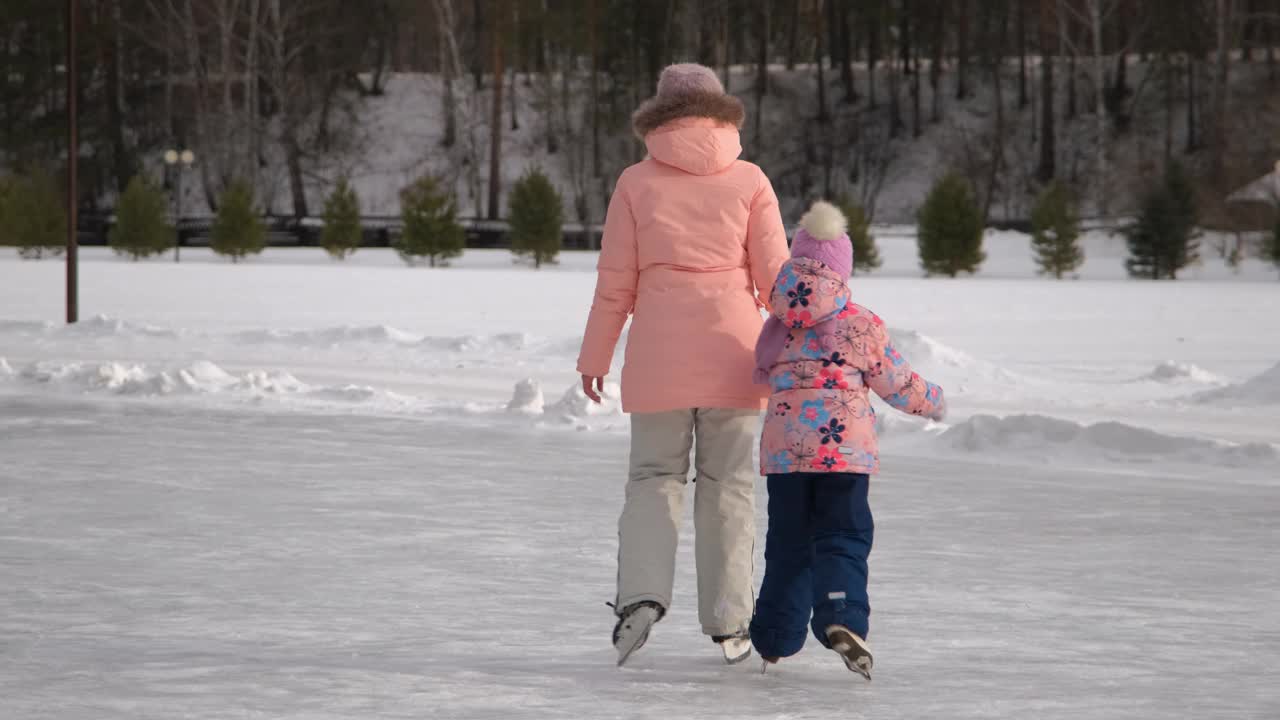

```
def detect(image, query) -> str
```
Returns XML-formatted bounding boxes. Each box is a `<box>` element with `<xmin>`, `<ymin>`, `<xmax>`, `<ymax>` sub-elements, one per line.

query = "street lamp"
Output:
<box><xmin>66</xmin><ymin>0</ymin><xmax>78</xmax><ymax>324</ymax></box>
<box><xmin>164</xmin><ymin>148</ymin><xmax>195</xmax><ymax>262</ymax></box>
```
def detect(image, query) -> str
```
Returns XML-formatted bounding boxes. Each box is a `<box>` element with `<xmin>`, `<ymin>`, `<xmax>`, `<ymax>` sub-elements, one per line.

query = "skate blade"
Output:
<box><xmin>615</xmin><ymin>616</ymin><xmax>655</xmax><ymax>667</ymax></box>
<box><xmin>720</xmin><ymin>637</ymin><xmax>752</xmax><ymax>665</ymax></box>
<box><xmin>827</xmin><ymin>628</ymin><xmax>873</xmax><ymax>682</ymax></box>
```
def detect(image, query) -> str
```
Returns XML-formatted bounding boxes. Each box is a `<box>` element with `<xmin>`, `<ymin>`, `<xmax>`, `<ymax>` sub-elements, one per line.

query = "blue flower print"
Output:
<box><xmin>800</xmin><ymin>330</ymin><xmax>824</xmax><ymax>359</ymax></box>
<box><xmin>787</xmin><ymin>282</ymin><xmax>813</xmax><ymax>309</ymax></box>
<box><xmin>776</xmin><ymin>264</ymin><xmax>800</xmax><ymax>294</ymax></box>
<box><xmin>767</xmin><ymin>451</ymin><xmax>794</xmax><ymax>473</ymax></box>
<box><xmin>771</xmin><ymin>373</ymin><xmax>796</xmax><ymax>392</ymax></box>
<box><xmin>798</xmin><ymin>400</ymin><xmax>830</xmax><ymax>430</ymax></box>
<box><xmin>885</xmin><ymin>343</ymin><xmax>905</xmax><ymax>367</ymax></box>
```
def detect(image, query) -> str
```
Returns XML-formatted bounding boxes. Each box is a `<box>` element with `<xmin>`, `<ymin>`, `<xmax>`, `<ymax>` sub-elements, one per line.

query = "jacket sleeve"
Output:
<box><xmin>746</xmin><ymin>172</ymin><xmax>790</xmax><ymax>312</ymax></box>
<box><xmin>865</xmin><ymin>318</ymin><xmax>947</xmax><ymax>421</ymax></box>
<box><xmin>576</xmin><ymin>181</ymin><xmax>638</xmax><ymax>377</ymax></box>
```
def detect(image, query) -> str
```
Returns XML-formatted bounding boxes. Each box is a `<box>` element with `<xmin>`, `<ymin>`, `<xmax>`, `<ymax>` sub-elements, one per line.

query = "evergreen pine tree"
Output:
<box><xmin>1124</xmin><ymin>162</ymin><xmax>1199</xmax><ymax>279</ymax></box>
<box><xmin>838</xmin><ymin>197</ymin><xmax>881</xmax><ymax>275</ymax></box>
<box><xmin>397</xmin><ymin>175</ymin><xmax>464</xmax><ymax>267</ymax></box>
<box><xmin>1030</xmin><ymin>181</ymin><xmax>1084</xmax><ymax>278</ymax></box>
<box><xmin>321</xmin><ymin>177</ymin><xmax>362</xmax><ymax>260</ymax></box>
<box><xmin>1265</xmin><ymin>218</ymin><xmax>1280</xmax><ymax>277</ymax></box>
<box><xmin>917</xmin><ymin>173</ymin><xmax>985</xmax><ymax>277</ymax></box>
<box><xmin>109</xmin><ymin>175</ymin><xmax>174</xmax><ymax>260</ymax></box>
<box><xmin>210</xmin><ymin>180</ymin><xmax>266</xmax><ymax>263</ymax></box>
<box><xmin>508</xmin><ymin>168</ymin><xmax>564</xmax><ymax>269</ymax></box>
<box><xmin>0</xmin><ymin>170</ymin><xmax>66</xmax><ymax>260</ymax></box>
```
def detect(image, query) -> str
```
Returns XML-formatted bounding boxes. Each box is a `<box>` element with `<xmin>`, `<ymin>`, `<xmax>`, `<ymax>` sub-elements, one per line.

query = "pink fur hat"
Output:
<box><xmin>656</xmin><ymin>63</ymin><xmax>725</xmax><ymax>99</ymax></box>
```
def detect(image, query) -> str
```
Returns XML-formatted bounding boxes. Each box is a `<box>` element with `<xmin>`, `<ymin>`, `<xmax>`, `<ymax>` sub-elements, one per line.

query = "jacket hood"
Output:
<box><xmin>632</xmin><ymin>88</ymin><xmax>745</xmax><ymax>138</ymax></box>
<box><xmin>769</xmin><ymin>257</ymin><xmax>850</xmax><ymax>329</ymax></box>
<box><xmin>643</xmin><ymin>118</ymin><xmax>743</xmax><ymax>176</ymax></box>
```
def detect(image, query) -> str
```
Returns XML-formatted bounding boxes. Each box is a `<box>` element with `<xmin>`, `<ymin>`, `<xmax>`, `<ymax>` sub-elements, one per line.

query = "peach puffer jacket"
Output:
<box><xmin>576</xmin><ymin>117</ymin><xmax>790</xmax><ymax>414</ymax></box>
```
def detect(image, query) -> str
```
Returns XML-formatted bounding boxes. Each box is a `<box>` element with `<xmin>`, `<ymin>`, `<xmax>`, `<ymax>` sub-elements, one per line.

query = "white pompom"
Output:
<box><xmin>798</xmin><ymin>200</ymin><xmax>848</xmax><ymax>242</ymax></box>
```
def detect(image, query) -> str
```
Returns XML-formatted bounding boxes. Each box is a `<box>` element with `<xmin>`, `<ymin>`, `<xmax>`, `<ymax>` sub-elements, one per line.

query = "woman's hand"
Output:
<box><xmin>581</xmin><ymin>374</ymin><xmax>606</xmax><ymax>404</ymax></box>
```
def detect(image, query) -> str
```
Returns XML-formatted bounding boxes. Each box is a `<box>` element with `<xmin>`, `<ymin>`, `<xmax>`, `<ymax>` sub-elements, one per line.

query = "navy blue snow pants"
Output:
<box><xmin>749</xmin><ymin>472</ymin><xmax>874</xmax><ymax>659</ymax></box>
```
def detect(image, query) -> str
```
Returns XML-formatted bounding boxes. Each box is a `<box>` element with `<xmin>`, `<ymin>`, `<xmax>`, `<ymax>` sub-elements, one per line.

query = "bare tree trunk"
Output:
<box><xmin>754</xmin><ymin>0</ymin><xmax>769</xmax><ymax>147</ymax></box>
<box><xmin>1209</xmin><ymin>0</ymin><xmax>1235</xmax><ymax>181</ymax></box>
<box><xmin>888</xmin><ymin>10</ymin><xmax>903</xmax><ymax>138</ymax></box>
<box><xmin>542</xmin><ymin>0</ymin><xmax>558</xmax><ymax>154</ymax></box>
<box><xmin>471</xmin><ymin>0</ymin><xmax>484</xmax><ymax>90</ymax></box>
<box><xmin>176</xmin><ymin>0</ymin><xmax>219</xmax><ymax>210</ymax></box>
<box><xmin>1067</xmin><ymin>40</ymin><xmax>1077</xmax><ymax>118</ymax></box>
<box><xmin>840</xmin><ymin>0</ymin><xmax>856</xmax><ymax>101</ymax></box>
<box><xmin>817</xmin><ymin>0</ymin><xmax>829</xmax><ymax>124</ymax></box>
<box><xmin>1039</xmin><ymin>0</ymin><xmax>1056</xmax><ymax>183</ymax></box>
<box><xmin>267</xmin><ymin>0</ymin><xmax>307</xmax><ymax>218</ymax></box>
<box><xmin>956</xmin><ymin>0</ymin><xmax>970</xmax><ymax>99</ymax></box>
<box><xmin>912</xmin><ymin>1</ymin><xmax>922</xmax><ymax>137</ymax></box>
<box><xmin>588</xmin><ymin>0</ymin><xmax>600</xmax><ymax>178</ymax></box>
<box><xmin>1186</xmin><ymin>55</ymin><xmax>1198</xmax><ymax>153</ymax></box>
<box><xmin>815</xmin><ymin>0</ymin><xmax>832</xmax><ymax>198</ymax></box>
<box><xmin>435</xmin><ymin>0</ymin><xmax>463</xmax><ymax>148</ymax></box>
<box><xmin>827</xmin><ymin>0</ymin><xmax>841</xmax><ymax>72</ymax></box>
<box><xmin>786</xmin><ymin>0</ymin><xmax>799</xmax><ymax>70</ymax></box>
<box><xmin>245</xmin><ymin>0</ymin><xmax>261</xmax><ymax>192</ymax></box>
<box><xmin>106</xmin><ymin>0</ymin><xmax>130</xmax><ymax>192</ymax></box>
<box><xmin>509</xmin><ymin>65</ymin><xmax>519</xmax><ymax>131</ymax></box>
<box><xmin>1086</xmin><ymin>0</ymin><xmax>1108</xmax><ymax>213</ymax></box>
<box><xmin>984</xmin><ymin>60</ymin><xmax>1005</xmax><ymax>223</ymax></box>
<box><xmin>867</xmin><ymin>5</ymin><xmax>878</xmax><ymax>108</ymax></box>
<box><xmin>1164</xmin><ymin>55</ymin><xmax>1174</xmax><ymax>163</ymax></box>
<box><xmin>488</xmin><ymin>0</ymin><xmax>505</xmax><ymax>220</ymax></box>
<box><xmin>1018</xmin><ymin>0</ymin><xmax>1029</xmax><ymax>108</ymax></box>
<box><xmin>442</xmin><ymin>37</ymin><xmax>457</xmax><ymax>147</ymax></box>
<box><xmin>930</xmin><ymin>2</ymin><xmax>943</xmax><ymax>122</ymax></box>
<box><xmin>720</xmin><ymin>0</ymin><xmax>731</xmax><ymax>92</ymax></box>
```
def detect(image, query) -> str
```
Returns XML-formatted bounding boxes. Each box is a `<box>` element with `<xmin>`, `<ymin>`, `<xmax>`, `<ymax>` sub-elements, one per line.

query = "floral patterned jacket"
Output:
<box><xmin>759</xmin><ymin>258</ymin><xmax>947</xmax><ymax>476</ymax></box>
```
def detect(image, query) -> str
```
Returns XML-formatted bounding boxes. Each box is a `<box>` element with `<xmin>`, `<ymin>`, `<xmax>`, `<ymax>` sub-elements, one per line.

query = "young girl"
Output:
<box><xmin>749</xmin><ymin>201</ymin><xmax>947</xmax><ymax>679</ymax></box>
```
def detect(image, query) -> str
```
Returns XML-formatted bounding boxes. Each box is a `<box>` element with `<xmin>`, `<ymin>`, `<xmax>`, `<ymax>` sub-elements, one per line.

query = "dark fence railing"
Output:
<box><xmin>74</xmin><ymin>213</ymin><xmax>605</xmax><ymax>251</ymax></box>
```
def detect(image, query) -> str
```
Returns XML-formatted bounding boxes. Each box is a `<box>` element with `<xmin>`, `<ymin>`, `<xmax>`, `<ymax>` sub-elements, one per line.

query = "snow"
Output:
<box><xmin>2</xmin><ymin>243</ymin><xmax>1279</xmax><ymax>719</ymax></box>
<box><xmin>1190</xmin><ymin>361</ymin><xmax>1280</xmax><ymax>407</ymax></box>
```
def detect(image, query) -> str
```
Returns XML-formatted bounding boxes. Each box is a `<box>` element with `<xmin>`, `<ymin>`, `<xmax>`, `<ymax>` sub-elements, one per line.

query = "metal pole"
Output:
<box><xmin>174</xmin><ymin>164</ymin><xmax>181</xmax><ymax>263</ymax></box>
<box><xmin>66</xmin><ymin>0</ymin><xmax>78</xmax><ymax>324</ymax></box>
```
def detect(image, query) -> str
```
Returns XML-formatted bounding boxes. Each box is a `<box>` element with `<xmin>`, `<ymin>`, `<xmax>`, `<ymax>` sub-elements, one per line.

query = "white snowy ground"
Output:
<box><xmin>2</xmin><ymin>234</ymin><xmax>1279</xmax><ymax>719</ymax></box>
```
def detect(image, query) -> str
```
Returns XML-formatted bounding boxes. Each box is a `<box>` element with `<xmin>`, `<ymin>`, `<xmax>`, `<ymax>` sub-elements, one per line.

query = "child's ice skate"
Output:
<box><xmin>825</xmin><ymin>625</ymin><xmax>873</xmax><ymax>681</ymax></box>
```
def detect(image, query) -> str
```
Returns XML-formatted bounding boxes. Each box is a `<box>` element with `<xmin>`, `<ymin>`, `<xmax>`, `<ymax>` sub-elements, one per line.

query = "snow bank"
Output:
<box><xmin>0</xmin><ymin>315</ymin><xmax>179</xmax><ymax>339</ymax></box>
<box><xmin>887</xmin><ymin>327</ymin><xmax>1019</xmax><ymax>390</ymax></box>
<box><xmin>13</xmin><ymin>359</ymin><xmax>411</xmax><ymax>408</ymax></box>
<box><xmin>1189</xmin><ymin>362</ymin><xmax>1280</xmax><ymax>406</ymax></box>
<box><xmin>235</xmin><ymin>324</ymin><xmax>420</xmax><ymax>346</ymax></box>
<box><xmin>1137</xmin><ymin>361</ymin><xmax>1225</xmax><ymax>385</ymax></box>
<box><xmin>543</xmin><ymin>380</ymin><xmax>623</xmax><ymax>422</ymax></box>
<box><xmin>943</xmin><ymin>413</ymin><xmax>1277</xmax><ymax>467</ymax></box>
<box><xmin>506</xmin><ymin>379</ymin><xmax>545</xmax><ymax>415</ymax></box>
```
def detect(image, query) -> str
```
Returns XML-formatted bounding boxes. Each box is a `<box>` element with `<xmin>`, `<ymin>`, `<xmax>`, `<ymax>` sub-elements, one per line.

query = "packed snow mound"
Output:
<box><xmin>887</xmin><ymin>328</ymin><xmax>1016</xmax><ymax>384</ymax></box>
<box><xmin>507</xmin><ymin>379</ymin><xmax>546</xmax><ymax>414</ymax></box>
<box><xmin>943</xmin><ymin>414</ymin><xmax>1277</xmax><ymax>468</ymax></box>
<box><xmin>0</xmin><ymin>315</ymin><xmax>179</xmax><ymax>339</ymax></box>
<box><xmin>422</xmin><ymin>332</ymin><xmax>532</xmax><ymax>354</ymax></box>
<box><xmin>1189</xmin><ymin>362</ymin><xmax>1280</xmax><ymax>406</ymax></box>
<box><xmin>235</xmin><ymin>324</ymin><xmax>420</xmax><ymax>346</ymax></box>
<box><xmin>13</xmin><ymin>359</ymin><xmax>411</xmax><ymax>407</ymax></box>
<box><xmin>543</xmin><ymin>380</ymin><xmax>624</xmax><ymax>423</ymax></box>
<box><xmin>1137</xmin><ymin>361</ymin><xmax>1225</xmax><ymax>385</ymax></box>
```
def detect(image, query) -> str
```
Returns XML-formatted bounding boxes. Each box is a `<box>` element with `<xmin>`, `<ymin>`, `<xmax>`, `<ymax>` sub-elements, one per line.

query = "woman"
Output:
<box><xmin>577</xmin><ymin>63</ymin><xmax>789</xmax><ymax>666</ymax></box>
